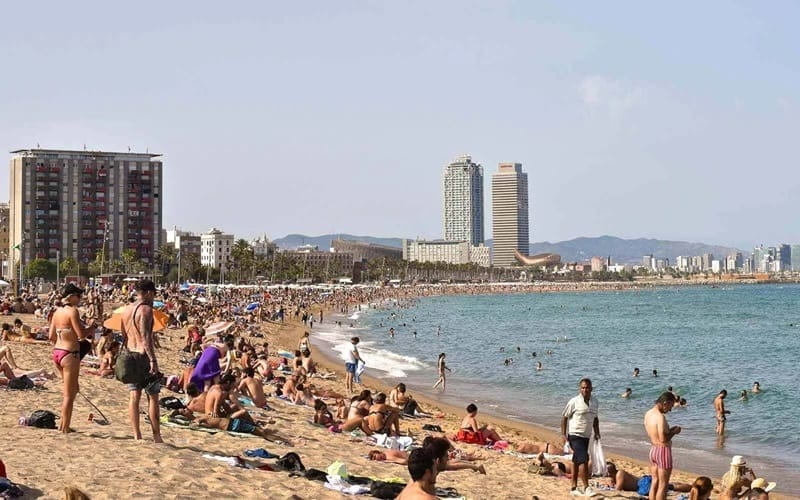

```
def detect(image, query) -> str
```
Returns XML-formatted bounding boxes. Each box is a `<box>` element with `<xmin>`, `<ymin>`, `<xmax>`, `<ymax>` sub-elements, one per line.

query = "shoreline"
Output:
<box><xmin>303</xmin><ymin>302</ymin><xmax>796</xmax><ymax>500</ymax></box>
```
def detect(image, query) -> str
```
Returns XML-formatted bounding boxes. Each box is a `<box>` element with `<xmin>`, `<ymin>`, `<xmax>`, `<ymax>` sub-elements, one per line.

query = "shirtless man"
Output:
<box><xmin>206</xmin><ymin>373</ymin><xmax>252</xmax><ymax>422</ymax></box>
<box><xmin>644</xmin><ymin>392</ymin><xmax>681</xmax><ymax>500</ymax></box>
<box><xmin>715</xmin><ymin>390</ymin><xmax>730</xmax><ymax>435</ymax></box>
<box><xmin>120</xmin><ymin>280</ymin><xmax>162</xmax><ymax>443</ymax></box>
<box><xmin>237</xmin><ymin>367</ymin><xmax>268</xmax><ymax>407</ymax></box>
<box><xmin>396</xmin><ymin>448</ymin><xmax>438</xmax><ymax>500</ymax></box>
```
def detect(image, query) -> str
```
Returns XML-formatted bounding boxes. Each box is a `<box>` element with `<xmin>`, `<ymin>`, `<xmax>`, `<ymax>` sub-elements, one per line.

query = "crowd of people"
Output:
<box><xmin>0</xmin><ymin>279</ymin><xmax>782</xmax><ymax>498</ymax></box>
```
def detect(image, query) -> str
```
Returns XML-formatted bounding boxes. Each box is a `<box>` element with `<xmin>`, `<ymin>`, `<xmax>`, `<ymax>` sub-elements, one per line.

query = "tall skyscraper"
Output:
<box><xmin>443</xmin><ymin>155</ymin><xmax>484</xmax><ymax>246</ymax></box>
<box><xmin>491</xmin><ymin>163</ymin><xmax>529</xmax><ymax>266</ymax></box>
<box><xmin>9</xmin><ymin>148</ymin><xmax>163</xmax><ymax>280</ymax></box>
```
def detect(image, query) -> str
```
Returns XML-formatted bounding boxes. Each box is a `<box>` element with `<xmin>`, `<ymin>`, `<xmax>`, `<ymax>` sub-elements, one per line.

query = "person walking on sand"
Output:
<box><xmin>561</xmin><ymin>378</ymin><xmax>600</xmax><ymax>497</ymax></box>
<box><xmin>344</xmin><ymin>336</ymin><xmax>362</xmax><ymax>393</ymax></box>
<box><xmin>432</xmin><ymin>352</ymin><xmax>451</xmax><ymax>391</ymax></box>
<box><xmin>644</xmin><ymin>392</ymin><xmax>682</xmax><ymax>500</ymax></box>
<box><xmin>121</xmin><ymin>280</ymin><xmax>163</xmax><ymax>443</ymax></box>
<box><xmin>715</xmin><ymin>390</ymin><xmax>730</xmax><ymax>436</ymax></box>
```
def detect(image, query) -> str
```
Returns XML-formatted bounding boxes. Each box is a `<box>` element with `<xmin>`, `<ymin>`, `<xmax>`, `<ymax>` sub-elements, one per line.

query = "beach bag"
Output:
<box><xmin>8</xmin><ymin>375</ymin><xmax>34</xmax><ymax>390</ymax></box>
<box><xmin>159</xmin><ymin>396</ymin><xmax>185</xmax><ymax>410</ymax></box>
<box><xmin>27</xmin><ymin>410</ymin><xmax>57</xmax><ymax>429</ymax></box>
<box><xmin>402</xmin><ymin>399</ymin><xmax>419</xmax><ymax>416</ymax></box>
<box><xmin>115</xmin><ymin>348</ymin><xmax>150</xmax><ymax>385</ymax></box>
<box><xmin>303</xmin><ymin>468</ymin><xmax>328</xmax><ymax>482</ymax></box>
<box><xmin>637</xmin><ymin>475</ymin><xmax>653</xmax><ymax>496</ymax></box>
<box><xmin>456</xmin><ymin>429</ymin><xmax>485</xmax><ymax>445</ymax></box>
<box><xmin>275</xmin><ymin>452</ymin><xmax>305</xmax><ymax>472</ymax></box>
<box><xmin>589</xmin><ymin>438</ymin><xmax>607</xmax><ymax>477</ymax></box>
<box><xmin>370</xmin><ymin>481</ymin><xmax>406</xmax><ymax>499</ymax></box>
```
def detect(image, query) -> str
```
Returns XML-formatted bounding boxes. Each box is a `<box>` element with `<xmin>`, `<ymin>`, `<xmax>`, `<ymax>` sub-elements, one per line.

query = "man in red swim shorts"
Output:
<box><xmin>644</xmin><ymin>392</ymin><xmax>681</xmax><ymax>500</ymax></box>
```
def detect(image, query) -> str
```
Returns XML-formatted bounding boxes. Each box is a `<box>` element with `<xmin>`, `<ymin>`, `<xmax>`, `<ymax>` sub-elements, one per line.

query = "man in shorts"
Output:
<box><xmin>644</xmin><ymin>392</ymin><xmax>682</xmax><ymax>500</ymax></box>
<box><xmin>344</xmin><ymin>336</ymin><xmax>362</xmax><ymax>393</ymax></box>
<box><xmin>561</xmin><ymin>378</ymin><xmax>600</xmax><ymax>497</ymax></box>
<box><xmin>121</xmin><ymin>279</ymin><xmax>162</xmax><ymax>443</ymax></box>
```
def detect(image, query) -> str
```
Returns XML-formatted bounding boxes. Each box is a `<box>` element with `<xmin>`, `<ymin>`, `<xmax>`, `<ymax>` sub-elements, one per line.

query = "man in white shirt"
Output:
<box><xmin>561</xmin><ymin>378</ymin><xmax>600</xmax><ymax>497</ymax></box>
<box><xmin>344</xmin><ymin>336</ymin><xmax>362</xmax><ymax>393</ymax></box>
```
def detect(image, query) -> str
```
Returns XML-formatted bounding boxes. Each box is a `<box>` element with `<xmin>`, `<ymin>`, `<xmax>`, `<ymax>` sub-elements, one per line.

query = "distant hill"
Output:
<box><xmin>273</xmin><ymin>233</ymin><xmax>403</xmax><ymax>250</ymax></box>
<box><xmin>529</xmin><ymin>235</ymin><xmax>743</xmax><ymax>264</ymax></box>
<box><xmin>273</xmin><ymin>233</ymin><xmax>742</xmax><ymax>264</ymax></box>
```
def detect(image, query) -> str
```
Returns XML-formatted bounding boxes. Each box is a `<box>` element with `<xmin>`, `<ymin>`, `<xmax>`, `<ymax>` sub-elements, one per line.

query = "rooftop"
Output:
<box><xmin>10</xmin><ymin>148</ymin><xmax>162</xmax><ymax>158</ymax></box>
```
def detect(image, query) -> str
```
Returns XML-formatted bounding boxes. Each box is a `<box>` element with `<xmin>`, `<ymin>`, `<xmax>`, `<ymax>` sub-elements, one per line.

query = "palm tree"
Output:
<box><xmin>156</xmin><ymin>244</ymin><xmax>177</xmax><ymax>278</ymax></box>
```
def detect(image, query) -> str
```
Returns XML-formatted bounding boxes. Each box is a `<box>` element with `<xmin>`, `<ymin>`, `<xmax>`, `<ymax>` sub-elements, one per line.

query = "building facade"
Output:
<box><xmin>200</xmin><ymin>228</ymin><xmax>234</xmax><ymax>270</ymax></box>
<box><xmin>491</xmin><ymin>163</ymin><xmax>529</xmax><ymax>267</ymax></box>
<box><xmin>331</xmin><ymin>238</ymin><xmax>402</xmax><ymax>263</ymax></box>
<box><xmin>0</xmin><ymin>203</ymin><xmax>8</xmax><ymax>278</ymax></box>
<box><xmin>250</xmin><ymin>234</ymin><xmax>276</xmax><ymax>258</ymax></box>
<box><xmin>402</xmin><ymin>239</ymin><xmax>490</xmax><ymax>267</ymax></box>
<box><xmin>9</xmin><ymin>148</ymin><xmax>163</xmax><ymax>280</ymax></box>
<box><xmin>443</xmin><ymin>155</ymin><xmax>484</xmax><ymax>246</ymax></box>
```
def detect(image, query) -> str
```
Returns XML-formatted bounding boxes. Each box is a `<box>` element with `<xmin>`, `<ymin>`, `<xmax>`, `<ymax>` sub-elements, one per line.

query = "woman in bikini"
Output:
<box><xmin>49</xmin><ymin>284</ymin><xmax>88</xmax><ymax>433</ymax></box>
<box><xmin>432</xmin><ymin>352</ymin><xmax>452</xmax><ymax>391</ymax></box>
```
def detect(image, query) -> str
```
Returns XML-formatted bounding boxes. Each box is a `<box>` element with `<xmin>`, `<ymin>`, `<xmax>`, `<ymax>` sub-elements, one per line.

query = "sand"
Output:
<box><xmin>2</xmin><ymin>311</ymin><xmax>792</xmax><ymax>500</ymax></box>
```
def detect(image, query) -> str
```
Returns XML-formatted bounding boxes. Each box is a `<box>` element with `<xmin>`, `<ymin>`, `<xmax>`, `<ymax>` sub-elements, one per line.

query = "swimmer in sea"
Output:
<box><xmin>633</xmin><ymin>367</ymin><xmax>640</xmax><ymax>377</ymax></box>
<box><xmin>389</xmin><ymin>328</ymin><xmax>394</xmax><ymax>338</ymax></box>
<box><xmin>536</xmin><ymin>361</ymin><xmax>543</xmax><ymax>371</ymax></box>
<box><xmin>621</xmin><ymin>388</ymin><xmax>632</xmax><ymax>399</ymax></box>
<box><xmin>531</xmin><ymin>352</ymin><xmax>536</xmax><ymax>358</ymax></box>
<box><xmin>652</xmin><ymin>369</ymin><xmax>658</xmax><ymax>377</ymax></box>
<box><xmin>516</xmin><ymin>346</ymin><xmax>521</xmax><ymax>353</ymax></box>
<box><xmin>751</xmin><ymin>381</ymin><xmax>761</xmax><ymax>393</ymax></box>
<box><xmin>739</xmin><ymin>390</ymin><xmax>747</xmax><ymax>402</ymax></box>
<box><xmin>413</xmin><ymin>331</ymin><xmax>417</xmax><ymax>339</ymax></box>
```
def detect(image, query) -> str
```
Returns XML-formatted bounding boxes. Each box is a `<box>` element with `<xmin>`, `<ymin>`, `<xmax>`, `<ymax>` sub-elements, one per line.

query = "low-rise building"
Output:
<box><xmin>201</xmin><ymin>227</ymin><xmax>234</xmax><ymax>270</ymax></box>
<box><xmin>331</xmin><ymin>238</ymin><xmax>402</xmax><ymax>263</ymax></box>
<box><xmin>402</xmin><ymin>239</ymin><xmax>491</xmax><ymax>267</ymax></box>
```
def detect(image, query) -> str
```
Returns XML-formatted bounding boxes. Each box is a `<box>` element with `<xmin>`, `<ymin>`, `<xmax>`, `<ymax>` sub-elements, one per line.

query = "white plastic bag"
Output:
<box><xmin>589</xmin><ymin>438</ymin><xmax>607</xmax><ymax>477</ymax></box>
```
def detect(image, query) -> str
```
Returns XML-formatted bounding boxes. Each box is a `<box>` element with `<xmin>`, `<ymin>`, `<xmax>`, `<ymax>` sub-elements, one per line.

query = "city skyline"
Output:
<box><xmin>1</xmin><ymin>2</ymin><xmax>799</xmax><ymax>250</ymax></box>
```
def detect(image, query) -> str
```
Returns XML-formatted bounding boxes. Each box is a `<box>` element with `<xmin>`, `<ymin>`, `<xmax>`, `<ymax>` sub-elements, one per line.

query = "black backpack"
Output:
<box><xmin>8</xmin><ymin>375</ymin><xmax>34</xmax><ymax>390</ymax></box>
<box><xmin>159</xmin><ymin>396</ymin><xmax>185</xmax><ymax>410</ymax></box>
<box><xmin>370</xmin><ymin>481</ymin><xmax>406</xmax><ymax>499</ymax></box>
<box><xmin>28</xmin><ymin>410</ymin><xmax>57</xmax><ymax>429</ymax></box>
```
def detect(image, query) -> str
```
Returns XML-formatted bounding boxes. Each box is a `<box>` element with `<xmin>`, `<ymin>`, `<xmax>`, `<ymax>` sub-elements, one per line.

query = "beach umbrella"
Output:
<box><xmin>103</xmin><ymin>308</ymin><xmax>169</xmax><ymax>332</ymax></box>
<box><xmin>179</xmin><ymin>284</ymin><xmax>191</xmax><ymax>291</ymax></box>
<box><xmin>204</xmin><ymin>321</ymin><xmax>234</xmax><ymax>336</ymax></box>
<box><xmin>246</xmin><ymin>302</ymin><xmax>260</xmax><ymax>312</ymax></box>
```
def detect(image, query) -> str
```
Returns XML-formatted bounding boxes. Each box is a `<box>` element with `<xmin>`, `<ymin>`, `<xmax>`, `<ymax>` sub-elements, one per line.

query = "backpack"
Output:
<box><xmin>28</xmin><ymin>410</ymin><xmax>57</xmax><ymax>429</ymax></box>
<box><xmin>275</xmin><ymin>452</ymin><xmax>305</xmax><ymax>472</ymax></box>
<box><xmin>8</xmin><ymin>375</ymin><xmax>34</xmax><ymax>390</ymax></box>
<box><xmin>159</xmin><ymin>396</ymin><xmax>185</xmax><ymax>410</ymax></box>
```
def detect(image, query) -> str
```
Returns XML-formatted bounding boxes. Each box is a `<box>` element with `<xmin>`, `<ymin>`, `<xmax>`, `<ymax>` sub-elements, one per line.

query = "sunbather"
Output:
<box><xmin>461</xmin><ymin>404</ymin><xmax>502</xmax><ymax>443</ymax></box>
<box><xmin>369</xmin><ymin>448</ymin><xmax>487</xmax><ymax>474</ymax></box>
<box><xmin>193</xmin><ymin>414</ymin><xmax>292</xmax><ymax>444</ymax></box>
<box><xmin>367</xmin><ymin>393</ymin><xmax>401</xmax><ymax>436</ymax></box>
<box><xmin>237</xmin><ymin>367</ymin><xmax>268</xmax><ymax>407</ymax></box>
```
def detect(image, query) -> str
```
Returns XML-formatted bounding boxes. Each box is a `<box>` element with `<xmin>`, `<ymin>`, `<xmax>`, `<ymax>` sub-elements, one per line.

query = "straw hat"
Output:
<box><xmin>750</xmin><ymin>477</ymin><xmax>776</xmax><ymax>492</ymax></box>
<box><xmin>730</xmin><ymin>455</ymin><xmax>746</xmax><ymax>466</ymax></box>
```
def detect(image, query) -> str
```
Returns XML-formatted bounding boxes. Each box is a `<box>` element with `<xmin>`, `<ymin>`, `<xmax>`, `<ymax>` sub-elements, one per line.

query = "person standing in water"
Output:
<box><xmin>432</xmin><ymin>353</ymin><xmax>451</xmax><ymax>391</ymax></box>
<box><xmin>714</xmin><ymin>390</ymin><xmax>730</xmax><ymax>436</ymax></box>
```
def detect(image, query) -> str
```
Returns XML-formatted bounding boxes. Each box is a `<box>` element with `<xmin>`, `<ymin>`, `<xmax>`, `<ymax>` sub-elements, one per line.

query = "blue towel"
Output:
<box><xmin>245</xmin><ymin>448</ymin><xmax>279</xmax><ymax>459</ymax></box>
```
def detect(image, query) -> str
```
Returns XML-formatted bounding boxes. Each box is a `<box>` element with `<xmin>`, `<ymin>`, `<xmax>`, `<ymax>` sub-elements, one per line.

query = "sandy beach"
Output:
<box><xmin>1</xmin><ymin>306</ymin><xmax>792</xmax><ymax>500</ymax></box>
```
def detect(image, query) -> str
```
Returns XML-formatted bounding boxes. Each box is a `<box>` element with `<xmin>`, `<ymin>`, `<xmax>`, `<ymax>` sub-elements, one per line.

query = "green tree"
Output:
<box><xmin>231</xmin><ymin>239</ymin><xmax>254</xmax><ymax>283</ymax></box>
<box><xmin>121</xmin><ymin>249</ymin><xmax>138</xmax><ymax>273</ymax></box>
<box><xmin>59</xmin><ymin>256</ymin><xmax>80</xmax><ymax>276</ymax></box>
<box><xmin>25</xmin><ymin>258</ymin><xmax>57</xmax><ymax>280</ymax></box>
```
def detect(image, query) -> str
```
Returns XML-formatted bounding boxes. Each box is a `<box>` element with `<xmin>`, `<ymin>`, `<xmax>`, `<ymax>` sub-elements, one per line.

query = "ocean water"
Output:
<box><xmin>312</xmin><ymin>284</ymin><xmax>799</xmax><ymax>494</ymax></box>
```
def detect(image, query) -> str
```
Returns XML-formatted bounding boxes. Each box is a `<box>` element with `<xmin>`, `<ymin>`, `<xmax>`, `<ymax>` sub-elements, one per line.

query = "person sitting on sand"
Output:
<box><xmin>604</xmin><ymin>461</ymin><xmax>691</xmax><ymax>494</ymax></box>
<box><xmin>688</xmin><ymin>476</ymin><xmax>713</xmax><ymax>500</ymax></box>
<box><xmin>367</xmin><ymin>392</ymin><xmax>402</xmax><ymax>436</ymax></box>
<box><xmin>301</xmin><ymin>350</ymin><xmax>316</xmax><ymax>375</ymax></box>
<box><xmin>0</xmin><ymin>344</ymin><xmax>22</xmax><ymax>370</ymax></box>
<box><xmin>237</xmin><ymin>367</ymin><xmax>268</xmax><ymax>407</ymax></box>
<box><xmin>347</xmin><ymin>389</ymin><xmax>372</xmax><ymax>419</ymax></box>
<box><xmin>290</xmin><ymin>382</ymin><xmax>314</xmax><ymax>406</ymax></box>
<box><xmin>460</xmin><ymin>403</ymin><xmax>502</xmax><ymax>443</ymax></box>
<box><xmin>184</xmin><ymin>384</ymin><xmax>207</xmax><ymax>414</ymax></box>
<box><xmin>96</xmin><ymin>341</ymin><xmax>119</xmax><ymax>377</ymax></box>
<box><xmin>205</xmin><ymin>373</ymin><xmax>252</xmax><ymax>422</ymax></box>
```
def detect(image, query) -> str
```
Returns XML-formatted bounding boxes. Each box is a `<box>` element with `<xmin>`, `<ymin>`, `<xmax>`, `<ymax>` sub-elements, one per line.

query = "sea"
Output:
<box><xmin>311</xmin><ymin>284</ymin><xmax>799</xmax><ymax>494</ymax></box>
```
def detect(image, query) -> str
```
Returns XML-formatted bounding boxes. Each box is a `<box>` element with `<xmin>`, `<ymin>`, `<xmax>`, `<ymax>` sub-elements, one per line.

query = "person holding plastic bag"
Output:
<box><xmin>644</xmin><ymin>392</ymin><xmax>681</xmax><ymax>500</ymax></box>
<box><xmin>561</xmin><ymin>378</ymin><xmax>601</xmax><ymax>497</ymax></box>
<box><xmin>589</xmin><ymin>436</ymin><xmax>607</xmax><ymax>477</ymax></box>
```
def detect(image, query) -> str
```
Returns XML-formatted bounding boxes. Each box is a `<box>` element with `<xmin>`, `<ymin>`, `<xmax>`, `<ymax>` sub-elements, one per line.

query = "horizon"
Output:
<box><xmin>3</xmin><ymin>2</ymin><xmax>799</xmax><ymax>251</ymax></box>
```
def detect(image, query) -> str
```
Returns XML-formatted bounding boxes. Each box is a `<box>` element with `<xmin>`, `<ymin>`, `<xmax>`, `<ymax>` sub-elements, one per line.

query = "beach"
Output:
<box><xmin>1</xmin><ymin>285</ymin><xmax>794</xmax><ymax>499</ymax></box>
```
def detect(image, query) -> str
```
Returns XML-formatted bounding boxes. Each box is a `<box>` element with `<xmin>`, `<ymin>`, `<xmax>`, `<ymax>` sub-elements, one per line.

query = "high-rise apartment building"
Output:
<box><xmin>443</xmin><ymin>155</ymin><xmax>484</xmax><ymax>246</ymax></box>
<box><xmin>9</xmin><ymin>148</ymin><xmax>163</xmax><ymax>280</ymax></box>
<box><xmin>491</xmin><ymin>163</ymin><xmax>529</xmax><ymax>266</ymax></box>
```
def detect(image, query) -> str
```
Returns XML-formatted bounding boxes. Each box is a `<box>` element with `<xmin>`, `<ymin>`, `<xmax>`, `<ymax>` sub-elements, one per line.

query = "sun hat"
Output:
<box><xmin>730</xmin><ymin>455</ymin><xmax>746</xmax><ymax>466</ymax></box>
<box><xmin>750</xmin><ymin>478</ymin><xmax>776</xmax><ymax>492</ymax></box>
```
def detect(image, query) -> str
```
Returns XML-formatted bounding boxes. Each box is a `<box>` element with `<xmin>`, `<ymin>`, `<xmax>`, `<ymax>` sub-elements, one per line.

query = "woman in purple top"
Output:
<box><xmin>190</xmin><ymin>342</ymin><xmax>228</xmax><ymax>391</ymax></box>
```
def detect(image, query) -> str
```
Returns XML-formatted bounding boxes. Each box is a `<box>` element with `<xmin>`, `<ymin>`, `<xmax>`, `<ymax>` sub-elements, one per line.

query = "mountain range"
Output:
<box><xmin>272</xmin><ymin>233</ymin><xmax>743</xmax><ymax>264</ymax></box>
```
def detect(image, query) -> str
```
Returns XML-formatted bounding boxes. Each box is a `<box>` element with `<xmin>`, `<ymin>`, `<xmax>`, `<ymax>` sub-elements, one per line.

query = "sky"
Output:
<box><xmin>1</xmin><ymin>1</ymin><xmax>798</xmax><ymax>250</ymax></box>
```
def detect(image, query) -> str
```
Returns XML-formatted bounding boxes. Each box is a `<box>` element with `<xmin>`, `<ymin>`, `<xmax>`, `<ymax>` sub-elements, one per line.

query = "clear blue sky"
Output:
<box><xmin>2</xmin><ymin>1</ymin><xmax>798</xmax><ymax>250</ymax></box>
